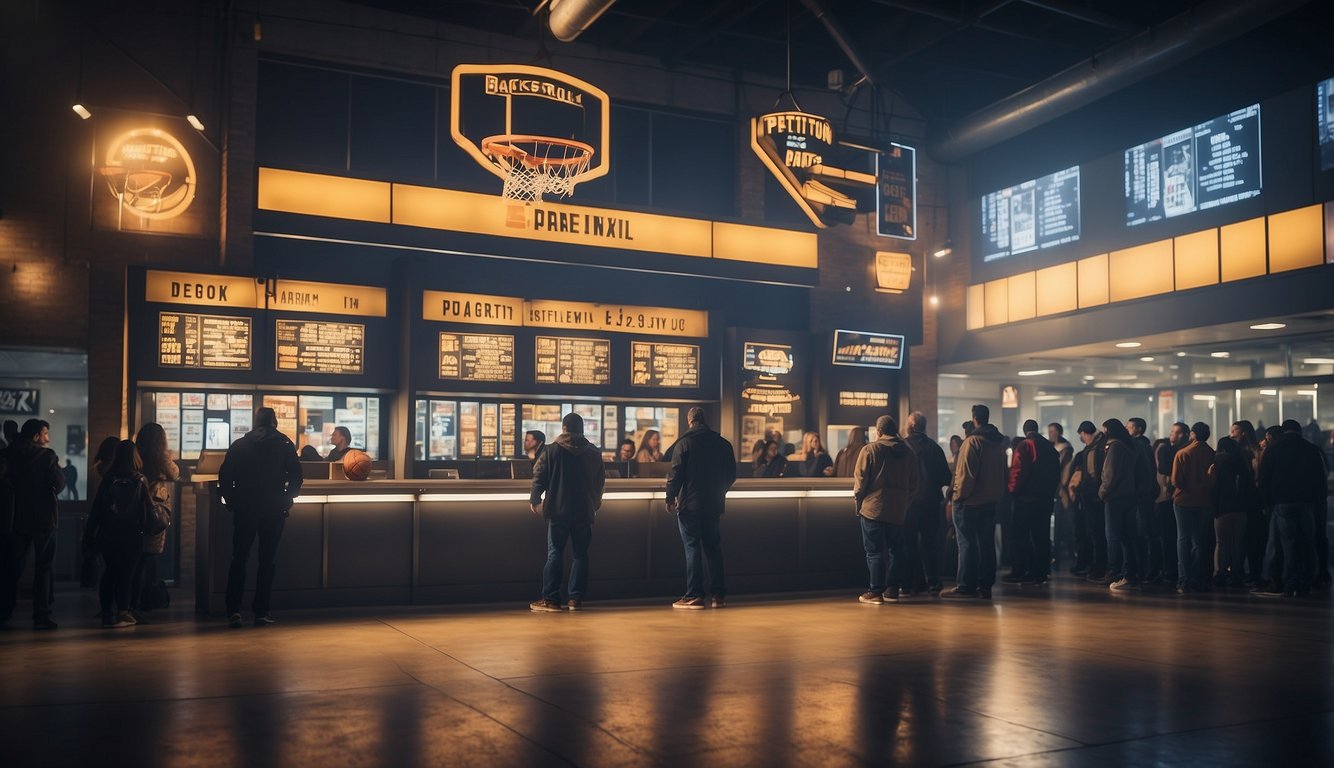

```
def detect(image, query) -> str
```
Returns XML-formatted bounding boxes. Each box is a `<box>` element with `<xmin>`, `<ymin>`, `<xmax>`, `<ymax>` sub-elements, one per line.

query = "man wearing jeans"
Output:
<box><xmin>665</xmin><ymin>407</ymin><xmax>736</xmax><ymax>609</ymax></box>
<box><xmin>1007</xmin><ymin>419</ymin><xmax>1061</xmax><ymax>587</ymax></box>
<box><xmin>529</xmin><ymin>413</ymin><xmax>605</xmax><ymax>612</ymax></box>
<box><xmin>1099</xmin><ymin>419</ymin><xmax>1141</xmax><ymax>592</ymax></box>
<box><xmin>1255</xmin><ymin>420</ymin><xmax>1326</xmax><ymax>596</ymax></box>
<box><xmin>1171</xmin><ymin>422</ymin><xmax>1216</xmax><ymax>593</ymax></box>
<box><xmin>944</xmin><ymin>405</ymin><xmax>1007</xmax><ymax>600</ymax></box>
<box><xmin>853</xmin><ymin>416</ymin><xmax>920</xmax><ymax>604</ymax></box>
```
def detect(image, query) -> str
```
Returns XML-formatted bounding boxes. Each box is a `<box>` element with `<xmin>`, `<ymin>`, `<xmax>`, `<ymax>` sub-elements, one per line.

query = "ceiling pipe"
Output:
<box><xmin>547</xmin><ymin>0</ymin><xmax>619</xmax><ymax>43</ymax></box>
<box><xmin>798</xmin><ymin>0</ymin><xmax>877</xmax><ymax>89</ymax></box>
<box><xmin>930</xmin><ymin>0</ymin><xmax>1310</xmax><ymax>162</ymax></box>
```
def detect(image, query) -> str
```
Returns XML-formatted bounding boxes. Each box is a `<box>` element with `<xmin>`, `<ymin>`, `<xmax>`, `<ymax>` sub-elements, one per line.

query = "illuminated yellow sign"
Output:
<box><xmin>423</xmin><ymin>291</ymin><xmax>708</xmax><ymax>338</ymax></box>
<box><xmin>99</xmin><ymin>128</ymin><xmax>197</xmax><ymax>224</ymax></box>
<box><xmin>147</xmin><ymin>271</ymin><xmax>385</xmax><ymax>316</ymax></box>
<box><xmin>751</xmin><ymin>111</ymin><xmax>876</xmax><ymax>229</ymax></box>
<box><xmin>838</xmin><ymin>391</ymin><xmax>890</xmax><ymax>408</ymax></box>
<box><xmin>875</xmin><ymin>251</ymin><xmax>913</xmax><ymax>293</ymax></box>
<box><xmin>269</xmin><ymin>279</ymin><xmax>387</xmax><ymax>317</ymax></box>
<box><xmin>146</xmin><ymin>270</ymin><xmax>258</xmax><ymax>308</ymax></box>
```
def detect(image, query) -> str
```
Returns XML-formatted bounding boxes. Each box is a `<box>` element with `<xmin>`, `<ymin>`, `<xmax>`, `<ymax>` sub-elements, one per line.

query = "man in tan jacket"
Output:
<box><xmin>1171</xmin><ymin>421</ymin><xmax>1216</xmax><ymax>593</ymax></box>
<box><xmin>853</xmin><ymin>415</ymin><xmax>921</xmax><ymax>604</ymax></box>
<box><xmin>944</xmin><ymin>405</ymin><xmax>1007</xmax><ymax>599</ymax></box>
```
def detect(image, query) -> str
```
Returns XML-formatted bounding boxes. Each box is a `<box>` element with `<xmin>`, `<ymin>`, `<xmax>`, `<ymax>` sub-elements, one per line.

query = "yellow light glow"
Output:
<box><xmin>1173</xmin><ymin>229</ymin><xmax>1219</xmax><ymax>290</ymax></box>
<box><xmin>257</xmin><ymin>168</ymin><xmax>391</xmax><ymax>223</ymax></box>
<box><xmin>1109</xmin><ymin>239</ymin><xmax>1173</xmax><ymax>302</ymax></box>
<box><xmin>1220</xmin><ymin>217</ymin><xmax>1267</xmax><ymax>282</ymax></box>
<box><xmin>1077</xmin><ymin>254</ymin><xmax>1109</xmax><ymax>308</ymax></box>
<box><xmin>1035</xmin><ymin>263</ymin><xmax>1077</xmax><ymax>316</ymax></box>
<box><xmin>1267</xmin><ymin>204</ymin><xmax>1323</xmax><ymax>273</ymax></box>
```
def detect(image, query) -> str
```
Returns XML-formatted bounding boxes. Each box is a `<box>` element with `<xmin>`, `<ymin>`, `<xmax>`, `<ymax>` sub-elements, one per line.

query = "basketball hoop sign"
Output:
<box><xmin>451</xmin><ymin>64</ymin><xmax>610</xmax><ymax>202</ymax></box>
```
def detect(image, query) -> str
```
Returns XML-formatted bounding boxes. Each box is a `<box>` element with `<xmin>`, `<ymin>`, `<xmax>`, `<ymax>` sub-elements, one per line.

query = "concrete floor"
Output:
<box><xmin>2</xmin><ymin>579</ymin><xmax>1332</xmax><ymax>767</ymax></box>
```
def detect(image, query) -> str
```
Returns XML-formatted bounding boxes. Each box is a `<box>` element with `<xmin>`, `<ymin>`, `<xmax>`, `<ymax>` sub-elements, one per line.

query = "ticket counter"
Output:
<box><xmin>194</xmin><ymin>478</ymin><xmax>866</xmax><ymax>612</ymax></box>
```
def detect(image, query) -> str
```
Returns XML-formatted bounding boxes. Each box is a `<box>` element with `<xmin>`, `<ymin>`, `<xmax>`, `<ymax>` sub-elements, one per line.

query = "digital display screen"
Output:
<box><xmin>275</xmin><ymin>320</ymin><xmax>365</xmax><ymax>375</ymax></box>
<box><xmin>1124</xmin><ymin>104</ymin><xmax>1261</xmax><ymax>226</ymax></box>
<box><xmin>831</xmin><ymin>330</ymin><xmax>905</xmax><ymax>369</ymax></box>
<box><xmin>979</xmin><ymin>166</ymin><xmax>1080</xmax><ymax>262</ymax></box>
<box><xmin>535</xmin><ymin>336</ymin><xmax>611</xmax><ymax>385</ymax></box>
<box><xmin>631</xmin><ymin>342</ymin><xmax>700</xmax><ymax>388</ymax></box>
<box><xmin>439</xmin><ymin>332</ymin><xmax>515</xmax><ymax>382</ymax></box>
<box><xmin>1319</xmin><ymin>78</ymin><xmax>1334</xmax><ymax>171</ymax></box>
<box><xmin>742</xmin><ymin>342</ymin><xmax>794</xmax><ymax>376</ymax></box>
<box><xmin>876</xmin><ymin>143</ymin><xmax>916</xmax><ymax>240</ymax></box>
<box><xmin>158</xmin><ymin>312</ymin><xmax>251</xmax><ymax>370</ymax></box>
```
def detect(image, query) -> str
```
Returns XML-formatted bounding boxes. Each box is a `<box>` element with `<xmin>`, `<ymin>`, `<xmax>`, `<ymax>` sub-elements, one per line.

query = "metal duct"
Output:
<box><xmin>548</xmin><ymin>0</ymin><xmax>619</xmax><ymax>43</ymax></box>
<box><xmin>799</xmin><ymin>0</ymin><xmax>877</xmax><ymax>88</ymax></box>
<box><xmin>930</xmin><ymin>0</ymin><xmax>1310</xmax><ymax>162</ymax></box>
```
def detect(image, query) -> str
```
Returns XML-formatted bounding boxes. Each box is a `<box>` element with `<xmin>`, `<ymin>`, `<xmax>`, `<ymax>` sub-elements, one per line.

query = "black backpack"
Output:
<box><xmin>105</xmin><ymin>475</ymin><xmax>148</xmax><ymax>534</ymax></box>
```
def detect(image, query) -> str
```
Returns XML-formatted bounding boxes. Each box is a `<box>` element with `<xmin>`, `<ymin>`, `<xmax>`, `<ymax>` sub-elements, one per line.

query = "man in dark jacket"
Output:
<box><xmin>1127</xmin><ymin>418</ymin><xmax>1160</xmax><ymax>583</ymax></box>
<box><xmin>0</xmin><ymin>419</ymin><xmax>65</xmax><ymax>630</ymax></box>
<box><xmin>905</xmin><ymin>412</ymin><xmax>952</xmax><ymax>595</ymax></box>
<box><xmin>529</xmin><ymin>413</ymin><xmax>605</xmax><ymax>612</ymax></box>
<box><xmin>219</xmin><ymin>407</ymin><xmax>303</xmax><ymax>628</ymax></box>
<box><xmin>1099</xmin><ymin>419</ymin><xmax>1140</xmax><ymax>592</ymax></box>
<box><xmin>1153</xmin><ymin>422</ymin><xmax>1189</xmax><ymax>585</ymax></box>
<box><xmin>853</xmin><ymin>415</ymin><xmax>921</xmax><ymax>604</ymax></box>
<box><xmin>1069</xmin><ymin>421</ymin><xmax>1109</xmax><ymax>580</ymax></box>
<box><xmin>1007</xmin><ymin>419</ymin><xmax>1061</xmax><ymax>587</ymax></box>
<box><xmin>944</xmin><ymin>405</ymin><xmax>1006</xmax><ymax>599</ymax></box>
<box><xmin>1255</xmin><ymin>420</ymin><xmax>1327</xmax><ymax>596</ymax></box>
<box><xmin>666</xmin><ymin>407</ymin><xmax>736</xmax><ymax>609</ymax></box>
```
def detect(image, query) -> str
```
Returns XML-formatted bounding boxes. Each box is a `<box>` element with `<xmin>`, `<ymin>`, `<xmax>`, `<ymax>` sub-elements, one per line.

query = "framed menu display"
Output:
<box><xmin>275</xmin><ymin>320</ymin><xmax>365</xmax><ymax>375</ymax></box>
<box><xmin>158</xmin><ymin>312</ymin><xmax>252</xmax><ymax>370</ymax></box>
<box><xmin>630</xmin><ymin>342</ymin><xmax>700</xmax><ymax>388</ymax></box>
<box><xmin>439</xmin><ymin>333</ymin><xmax>515</xmax><ymax>382</ymax></box>
<box><xmin>534</xmin><ymin>336</ymin><xmax>611</xmax><ymax>385</ymax></box>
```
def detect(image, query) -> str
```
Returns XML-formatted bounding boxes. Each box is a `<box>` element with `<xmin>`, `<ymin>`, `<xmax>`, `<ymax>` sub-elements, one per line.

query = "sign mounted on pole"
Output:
<box><xmin>877</xmin><ymin>143</ymin><xmax>916</xmax><ymax>240</ymax></box>
<box><xmin>750</xmin><ymin>111</ymin><xmax>877</xmax><ymax>229</ymax></box>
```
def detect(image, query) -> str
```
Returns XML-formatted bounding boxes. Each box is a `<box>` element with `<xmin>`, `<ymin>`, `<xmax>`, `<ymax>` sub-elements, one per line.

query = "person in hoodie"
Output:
<box><xmin>944</xmin><ymin>405</ymin><xmax>1006</xmax><ymax>600</ymax></box>
<box><xmin>1228</xmin><ymin>421</ymin><xmax>1265</xmax><ymax>586</ymax></box>
<box><xmin>1209</xmin><ymin>436</ymin><xmax>1252</xmax><ymax>588</ymax></box>
<box><xmin>853</xmin><ymin>415</ymin><xmax>921</xmax><ymax>604</ymax></box>
<box><xmin>665</xmin><ymin>407</ymin><xmax>736</xmax><ymax>610</ymax></box>
<box><xmin>529</xmin><ymin>413</ymin><xmax>605</xmax><ymax>612</ymax></box>
<box><xmin>1126</xmin><ymin>418</ymin><xmax>1159</xmax><ymax>584</ymax></box>
<box><xmin>1171</xmin><ymin>422</ymin><xmax>1216</xmax><ymax>593</ymax></box>
<box><xmin>1099</xmin><ymin>419</ymin><xmax>1141</xmax><ymax>592</ymax></box>
<box><xmin>0</xmin><ymin>419</ymin><xmax>65</xmax><ymax>630</ymax></box>
<box><xmin>904</xmin><ymin>412</ymin><xmax>952</xmax><ymax>595</ymax></box>
<box><xmin>1254</xmin><ymin>420</ymin><xmax>1327</xmax><ymax>597</ymax></box>
<box><xmin>1069</xmin><ymin>421</ymin><xmax>1109</xmax><ymax>582</ymax></box>
<box><xmin>218</xmin><ymin>407</ymin><xmax>303</xmax><ymax>628</ymax></box>
<box><xmin>1007</xmin><ymin>419</ymin><xmax>1061</xmax><ymax>587</ymax></box>
<box><xmin>1047</xmin><ymin>422</ymin><xmax>1074</xmax><ymax>570</ymax></box>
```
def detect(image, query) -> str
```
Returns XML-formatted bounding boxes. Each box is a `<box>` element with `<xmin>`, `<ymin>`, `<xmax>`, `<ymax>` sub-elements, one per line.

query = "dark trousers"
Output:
<box><xmin>1156</xmin><ymin>501</ymin><xmax>1178</xmax><ymax>580</ymax></box>
<box><xmin>130</xmin><ymin>552</ymin><xmax>157</xmax><ymax>611</ymax></box>
<box><xmin>1011</xmin><ymin>499</ymin><xmax>1051</xmax><ymax>581</ymax></box>
<box><xmin>1137</xmin><ymin>497</ymin><xmax>1159</xmax><ymax>581</ymax></box>
<box><xmin>860</xmin><ymin>515</ymin><xmax>905</xmax><ymax>592</ymax></box>
<box><xmin>1268</xmin><ymin>504</ymin><xmax>1317</xmax><ymax>592</ymax></box>
<box><xmin>1105</xmin><ymin>496</ymin><xmax>1140</xmax><ymax>582</ymax></box>
<box><xmin>98</xmin><ymin>539</ymin><xmax>140</xmax><ymax>617</ymax></box>
<box><xmin>678</xmin><ymin>513</ymin><xmax>725</xmax><ymax>599</ymax></box>
<box><xmin>226</xmin><ymin>513</ymin><xmax>287</xmax><ymax>616</ymax></box>
<box><xmin>0</xmin><ymin>532</ymin><xmax>55</xmax><ymax>622</ymax></box>
<box><xmin>1244</xmin><ymin>506</ymin><xmax>1267</xmax><ymax>582</ymax></box>
<box><xmin>542</xmin><ymin>520</ymin><xmax>592</xmax><ymax>603</ymax></box>
<box><xmin>1174</xmin><ymin>505</ymin><xmax>1212</xmax><ymax>589</ymax></box>
<box><xmin>1053</xmin><ymin>498</ymin><xmax>1074</xmax><ymax>561</ymax></box>
<box><xmin>954</xmin><ymin>503</ymin><xmax>997</xmax><ymax>592</ymax></box>
<box><xmin>1076</xmin><ymin>497</ymin><xmax>1107</xmax><ymax>573</ymax></box>
<box><xmin>1314</xmin><ymin>502</ymin><xmax>1331</xmax><ymax>585</ymax></box>
<box><xmin>905</xmin><ymin>501</ymin><xmax>944</xmax><ymax>590</ymax></box>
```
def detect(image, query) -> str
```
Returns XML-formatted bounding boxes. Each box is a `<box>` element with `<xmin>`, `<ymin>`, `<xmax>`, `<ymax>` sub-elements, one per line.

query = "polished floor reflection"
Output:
<box><xmin>2</xmin><ymin>579</ymin><xmax>1331</xmax><ymax>766</ymax></box>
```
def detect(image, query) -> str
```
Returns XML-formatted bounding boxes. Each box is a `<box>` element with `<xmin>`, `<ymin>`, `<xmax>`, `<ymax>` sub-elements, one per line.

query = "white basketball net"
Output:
<box><xmin>483</xmin><ymin>135</ymin><xmax>593</xmax><ymax>203</ymax></box>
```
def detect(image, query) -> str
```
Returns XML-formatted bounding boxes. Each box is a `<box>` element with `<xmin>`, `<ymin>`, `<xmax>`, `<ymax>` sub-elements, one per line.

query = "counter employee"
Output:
<box><xmin>326</xmin><ymin>427</ymin><xmax>353</xmax><ymax>462</ymax></box>
<box><xmin>524</xmin><ymin>430</ymin><xmax>547</xmax><ymax>463</ymax></box>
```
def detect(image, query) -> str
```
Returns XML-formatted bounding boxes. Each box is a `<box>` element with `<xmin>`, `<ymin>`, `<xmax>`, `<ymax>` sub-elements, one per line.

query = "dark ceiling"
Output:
<box><xmin>349</xmin><ymin>0</ymin><xmax>1202</xmax><ymax>127</ymax></box>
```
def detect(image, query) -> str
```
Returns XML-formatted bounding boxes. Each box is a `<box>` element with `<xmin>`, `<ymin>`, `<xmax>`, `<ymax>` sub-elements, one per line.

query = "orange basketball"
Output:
<box><xmin>341</xmin><ymin>449</ymin><xmax>373</xmax><ymax>481</ymax></box>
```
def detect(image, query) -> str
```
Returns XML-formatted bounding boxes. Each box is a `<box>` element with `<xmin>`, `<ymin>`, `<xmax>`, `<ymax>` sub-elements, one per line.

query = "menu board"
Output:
<box><xmin>876</xmin><ymin>143</ymin><xmax>917</xmax><ymax>240</ymax></box>
<box><xmin>831</xmin><ymin>330</ymin><xmax>905</xmax><ymax>369</ymax></box>
<box><xmin>481</xmin><ymin>403</ymin><xmax>499</xmax><ymax>457</ymax></box>
<box><xmin>459</xmin><ymin>402</ymin><xmax>479</xmax><ymax>456</ymax></box>
<box><xmin>1125</xmin><ymin>104</ymin><xmax>1261</xmax><ymax>226</ymax></box>
<box><xmin>275</xmin><ymin>320</ymin><xmax>364</xmax><ymax>375</ymax></box>
<box><xmin>979</xmin><ymin>166</ymin><xmax>1081</xmax><ymax>262</ymax></box>
<box><xmin>631</xmin><ymin>342</ymin><xmax>700</xmax><ymax>388</ymax></box>
<box><xmin>439</xmin><ymin>333</ymin><xmax>515</xmax><ymax>382</ymax></box>
<box><xmin>158</xmin><ymin>312</ymin><xmax>252</xmax><ymax>370</ymax></box>
<box><xmin>500</xmin><ymin>403</ymin><xmax>517</xmax><ymax>457</ymax></box>
<box><xmin>534</xmin><ymin>336</ymin><xmax>611</xmax><ymax>385</ymax></box>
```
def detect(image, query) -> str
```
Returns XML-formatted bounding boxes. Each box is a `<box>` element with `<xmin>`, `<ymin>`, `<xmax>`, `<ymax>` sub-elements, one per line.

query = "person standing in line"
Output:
<box><xmin>1</xmin><ymin>420</ymin><xmax>18</xmax><ymax>448</ymax></box>
<box><xmin>665</xmin><ymin>407</ymin><xmax>736</xmax><ymax>609</ymax></box>
<box><xmin>89</xmin><ymin>436</ymin><xmax>120</xmax><ymax>492</ymax></box>
<box><xmin>904</xmin><ymin>413</ymin><xmax>951</xmax><ymax>595</ymax></box>
<box><xmin>1099</xmin><ymin>419</ymin><xmax>1141</xmax><ymax>592</ymax></box>
<box><xmin>1171</xmin><ymin>422</ymin><xmax>1216</xmax><ymax>594</ymax></box>
<box><xmin>1007</xmin><ymin>419</ymin><xmax>1061</xmax><ymax>587</ymax></box>
<box><xmin>1048</xmin><ymin>423</ymin><xmax>1074</xmax><ymax>569</ymax></box>
<box><xmin>0</xmin><ymin>419</ymin><xmax>65</xmax><ymax>630</ymax></box>
<box><xmin>1253</xmin><ymin>420</ymin><xmax>1327</xmax><ymax>597</ymax></box>
<box><xmin>85</xmin><ymin>440</ymin><xmax>153</xmax><ymax>628</ymax></box>
<box><xmin>1228</xmin><ymin>421</ymin><xmax>1265</xmax><ymax>586</ymax></box>
<box><xmin>1069</xmin><ymin>421</ymin><xmax>1109</xmax><ymax>581</ymax></box>
<box><xmin>529</xmin><ymin>413</ymin><xmax>605</xmax><ymax>612</ymax></box>
<box><xmin>325</xmin><ymin>426</ymin><xmax>353</xmax><ymax>462</ymax></box>
<box><xmin>853</xmin><ymin>416</ymin><xmax>921</xmax><ymax>604</ymax></box>
<box><xmin>1209</xmin><ymin>436</ymin><xmax>1252</xmax><ymax>588</ymax></box>
<box><xmin>834</xmin><ymin>427</ymin><xmax>868</xmax><ymax>479</ymax></box>
<box><xmin>219</xmin><ymin>407</ymin><xmax>303</xmax><ymax>628</ymax></box>
<box><xmin>1126</xmin><ymin>418</ymin><xmax>1159</xmax><ymax>584</ymax></box>
<box><xmin>943</xmin><ymin>405</ymin><xmax>1006</xmax><ymax>600</ymax></box>
<box><xmin>131</xmin><ymin>422</ymin><xmax>179</xmax><ymax>619</ymax></box>
<box><xmin>1154</xmin><ymin>423</ymin><xmax>1189</xmax><ymax>584</ymax></box>
<box><xmin>523</xmin><ymin>430</ymin><xmax>546</xmax><ymax>463</ymax></box>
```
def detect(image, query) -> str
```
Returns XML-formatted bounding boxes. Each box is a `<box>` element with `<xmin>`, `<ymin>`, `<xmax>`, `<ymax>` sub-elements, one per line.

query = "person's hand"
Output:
<box><xmin>822</xmin><ymin>466</ymin><xmax>834</xmax><ymax>477</ymax></box>
<box><xmin>666</xmin><ymin>499</ymin><xmax>678</xmax><ymax>514</ymax></box>
<box><xmin>529</xmin><ymin>503</ymin><xmax>542</xmax><ymax>516</ymax></box>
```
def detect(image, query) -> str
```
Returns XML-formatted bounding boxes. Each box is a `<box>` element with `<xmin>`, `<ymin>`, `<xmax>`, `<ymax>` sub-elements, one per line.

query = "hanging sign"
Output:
<box><xmin>750</xmin><ymin>111</ymin><xmax>877</xmax><ymax>228</ymax></box>
<box><xmin>877</xmin><ymin>143</ymin><xmax>917</xmax><ymax>240</ymax></box>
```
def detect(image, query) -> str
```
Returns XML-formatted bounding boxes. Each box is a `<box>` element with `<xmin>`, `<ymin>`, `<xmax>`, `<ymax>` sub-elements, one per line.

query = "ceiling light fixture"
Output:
<box><xmin>1260</xmin><ymin>389</ymin><xmax>1278</xmax><ymax>396</ymax></box>
<box><xmin>72</xmin><ymin>104</ymin><xmax>91</xmax><ymax>120</ymax></box>
<box><xmin>1192</xmin><ymin>395</ymin><xmax>1217</xmax><ymax>402</ymax></box>
<box><xmin>1302</xmin><ymin>358</ymin><xmax>1334</xmax><ymax>365</ymax></box>
<box><xmin>1249</xmin><ymin>323</ymin><xmax>1286</xmax><ymax>330</ymax></box>
<box><xmin>933</xmin><ymin>240</ymin><xmax>953</xmax><ymax>259</ymax></box>
<box><xmin>1210</xmin><ymin>352</ymin><xmax>1230</xmax><ymax>358</ymax></box>
<box><xmin>1017</xmin><ymin>369</ymin><xmax>1055</xmax><ymax>377</ymax></box>
<box><xmin>1139</xmin><ymin>356</ymin><xmax>1155</xmax><ymax>362</ymax></box>
<box><xmin>1297</xmin><ymin>389</ymin><xmax>1318</xmax><ymax>396</ymax></box>
<box><xmin>186</xmin><ymin>114</ymin><xmax>205</xmax><ymax>131</ymax></box>
<box><xmin>1115</xmin><ymin>342</ymin><xmax>1141</xmax><ymax>348</ymax></box>
<box><xmin>1176</xmin><ymin>351</ymin><xmax>1187</xmax><ymax>357</ymax></box>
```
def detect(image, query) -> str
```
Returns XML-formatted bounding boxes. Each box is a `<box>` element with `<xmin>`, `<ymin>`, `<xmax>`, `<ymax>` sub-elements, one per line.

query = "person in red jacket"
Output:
<box><xmin>1006</xmin><ymin>420</ymin><xmax>1062</xmax><ymax>587</ymax></box>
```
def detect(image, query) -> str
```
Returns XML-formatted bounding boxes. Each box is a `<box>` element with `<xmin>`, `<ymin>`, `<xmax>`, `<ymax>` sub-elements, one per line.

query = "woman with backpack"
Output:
<box><xmin>130</xmin><ymin>423</ymin><xmax>179</xmax><ymax>619</ymax></box>
<box><xmin>86</xmin><ymin>440</ymin><xmax>154</xmax><ymax>628</ymax></box>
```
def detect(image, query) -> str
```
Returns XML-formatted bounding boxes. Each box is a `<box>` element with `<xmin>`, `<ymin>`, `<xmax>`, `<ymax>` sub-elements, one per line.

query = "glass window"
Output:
<box><xmin>1</xmin><ymin>351</ymin><xmax>88</xmax><ymax>499</ymax></box>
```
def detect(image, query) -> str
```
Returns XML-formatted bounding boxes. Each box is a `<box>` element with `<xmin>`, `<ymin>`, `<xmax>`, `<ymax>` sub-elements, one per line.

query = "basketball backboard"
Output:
<box><xmin>450</xmin><ymin>64</ymin><xmax>610</xmax><ymax>200</ymax></box>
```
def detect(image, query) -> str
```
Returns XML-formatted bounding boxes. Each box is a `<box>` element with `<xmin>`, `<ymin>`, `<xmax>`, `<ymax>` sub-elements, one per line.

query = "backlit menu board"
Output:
<box><xmin>158</xmin><ymin>312</ymin><xmax>252</xmax><ymax>370</ymax></box>
<box><xmin>275</xmin><ymin>320</ymin><xmax>364</xmax><ymax>374</ymax></box>
<box><xmin>439</xmin><ymin>333</ymin><xmax>515</xmax><ymax>382</ymax></box>
<box><xmin>831</xmin><ymin>330</ymin><xmax>904</xmax><ymax>369</ymax></box>
<box><xmin>1124</xmin><ymin>104</ymin><xmax>1261</xmax><ymax>226</ymax></box>
<box><xmin>1318</xmin><ymin>78</ymin><xmax>1334</xmax><ymax>171</ymax></box>
<box><xmin>631</xmin><ymin>342</ymin><xmax>700</xmax><ymax>388</ymax></box>
<box><xmin>535</xmin><ymin>336</ymin><xmax>611</xmax><ymax>385</ymax></box>
<box><xmin>979</xmin><ymin>166</ymin><xmax>1081</xmax><ymax>262</ymax></box>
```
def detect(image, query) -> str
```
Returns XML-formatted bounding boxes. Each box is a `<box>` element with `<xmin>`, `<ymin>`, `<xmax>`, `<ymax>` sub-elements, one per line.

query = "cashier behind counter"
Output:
<box><xmin>325</xmin><ymin>426</ymin><xmax>354</xmax><ymax>462</ymax></box>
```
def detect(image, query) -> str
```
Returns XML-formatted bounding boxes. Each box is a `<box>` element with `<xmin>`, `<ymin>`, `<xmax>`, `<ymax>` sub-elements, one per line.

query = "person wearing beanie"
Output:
<box><xmin>1171</xmin><ymin>421</ymin><xmax>1216</xmax><ymax>593</ymax></box>
<box><xmin>1099</xmin><ymin>419</ymin><xmax>1141</xmax><ymax>592</ymax></box>
<box><xmin>1068</xmin><ymin>420</ymin><xmax>1108</xmax><ymax>581</ymax></box>
<box><xmin>853</xmin><ymin>415</ymin><xmax>921</xmax><ymax>604</ymax></box>
<box><xmin>1006</xmin><ymin>419</ymin><xmax>1061</xmax><ymax>586</ymax></box>
<box><xmin>944</xmin><ymin>405</ymin><xmax>1007</xmax><ymax>599</ymax></box>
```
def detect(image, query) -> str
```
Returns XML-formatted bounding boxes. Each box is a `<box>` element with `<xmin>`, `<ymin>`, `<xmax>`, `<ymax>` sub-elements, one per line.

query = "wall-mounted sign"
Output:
<box><xmin>439</xmin><ymin>332</ymin><xmax>515</xmax><ymax>382</ymax></box>
<box><xmin>0</xmin><ymin>388</ymin><xmax>39</xmax><ymax>415</ymax></box>
<box><xmin>269</xmin><ymin>279</ymin><xmax>387</xmax><ymax>317</ymax></box>
<box><xmin>535</xmin><ymin>336</ymin><xmax>611</xmax><ymax>385</ymax></box>
<box><xmin>94</xmin><ymin>126</ymin><xmax>197</xmax><ymax>232</ymax></box>
<box><xmin>832</xmin><ymin>330</ymin><xmax>905</xmax><ymax>370</ymax></box>
<box><xmin>838</xmin><ymin>391</ymin><xmax>890</xmax><ymax>408</ymax></box>
<box><xmin>423</xmin><ymin>290</ymin><xmax>708</xmax><ymax>338</ymax></box>
<box><xmin>1001</xmin><ymin>385</ymin><xmax>1020</xmax><ymax>409</ymax></box>
<box><xmin>631</xmin><ymin>342</ymin><xmax>700</xmax><ymax>388</ymax></box>
<box><xmin>146</xmin><ymin>271</ymin><xmax>386</xmax><ymax>317</ymax></box>
<box><xmin>750</xmin><ymin>111</ymin><xmax>876</xmax><ymax>228</ymax></box>
<box><xmin>146</xmin><ymin>270</ymin><xmax>258</xmax><ymax>309</ymax></box>
<box><xmin>742</xmin><ymin>342</ymin><xmax>794</xmax><ymax>377</ymax></box>
<box><xmin>158</xmin><ymin>312</ymin><xmax>252</xmax><ymax>370</ymax></box>
<box><xmin>875</xmin><ymin>251</ymin><xmax>913</xmax><ymax>293</ymax></box>
<box><xmin>275</xmin><ymin>320</ymin><xmax>365</xmax><ymax>375</ymax></box>
<box><xmin>877</xmin><ymin>144</ymin><xmax>916</xmax><ymax>240</ymax></box>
